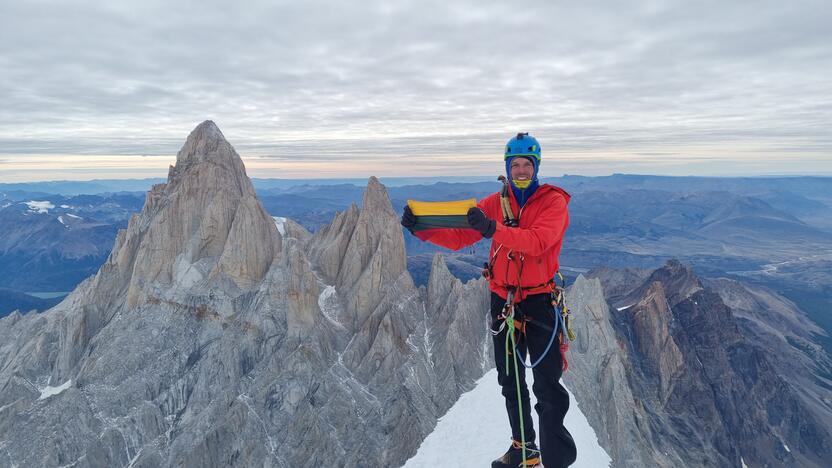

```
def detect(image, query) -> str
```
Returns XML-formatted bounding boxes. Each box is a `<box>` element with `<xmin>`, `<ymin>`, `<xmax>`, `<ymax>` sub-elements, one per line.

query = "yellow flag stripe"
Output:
<box><xmin>407</xmin><ymin>198</ymin><xmax>477</xmax><ymax>216</ymax></box>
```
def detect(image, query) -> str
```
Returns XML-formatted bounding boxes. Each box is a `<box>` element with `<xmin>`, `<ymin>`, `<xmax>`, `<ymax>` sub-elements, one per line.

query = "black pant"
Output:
<box><xmin>491</xmin><ymin>292</ymin><xmax>577</xmax><ymax>468</ymax></box>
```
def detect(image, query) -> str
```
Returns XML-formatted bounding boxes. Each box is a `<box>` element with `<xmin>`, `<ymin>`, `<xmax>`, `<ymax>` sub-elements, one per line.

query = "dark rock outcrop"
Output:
<box><xmin>570</xmin><ymin>261</ymin><xmax>832</xmax><ymax>467</ymax></box>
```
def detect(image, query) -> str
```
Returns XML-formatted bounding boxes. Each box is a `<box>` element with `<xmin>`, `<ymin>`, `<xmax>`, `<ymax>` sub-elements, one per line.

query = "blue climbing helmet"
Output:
<box><xmin>504</xmin><ymin>132</ymin><xmax>541</xmax><ymax>191</ymax></box>
<box><xmin>504</xmin><ymin>132</ymin><xmax>541</xmax><ymax>162</ymax></box>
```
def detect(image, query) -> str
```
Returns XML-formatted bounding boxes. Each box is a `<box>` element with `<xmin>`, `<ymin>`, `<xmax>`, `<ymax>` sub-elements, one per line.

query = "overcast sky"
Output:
<box><xmin>1</xmin><ymin>0</ymin><xmax>830</xmax><ymax>181</ymax></box>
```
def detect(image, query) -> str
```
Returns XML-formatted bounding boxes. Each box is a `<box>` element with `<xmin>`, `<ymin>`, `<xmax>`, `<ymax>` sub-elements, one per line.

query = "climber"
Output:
<box><xmin>401</xmin><ymin>133</ymin><xmax>577</xmax><ymax>468</ymax></box>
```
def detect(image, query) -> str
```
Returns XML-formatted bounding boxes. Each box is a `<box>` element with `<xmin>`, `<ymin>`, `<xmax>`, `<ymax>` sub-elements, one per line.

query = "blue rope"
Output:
<box><xmin>515</xmin><ymin>303</ymin><xmax>560</xmax><ymax>369</ymax></box>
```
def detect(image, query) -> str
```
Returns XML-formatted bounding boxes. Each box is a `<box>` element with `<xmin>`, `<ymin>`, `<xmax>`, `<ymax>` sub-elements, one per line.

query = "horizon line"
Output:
<box><xmin>3</xmin><ymin>172</ymin><xmax>832</xmax><ymax>186</ymax></box>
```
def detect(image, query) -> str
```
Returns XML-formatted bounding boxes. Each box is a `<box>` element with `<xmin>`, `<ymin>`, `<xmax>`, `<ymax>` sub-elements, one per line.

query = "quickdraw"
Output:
<box><xmin>552</xmin><ymin>271</ymin><xmax>577</xmax><ymax>343</ymax></box>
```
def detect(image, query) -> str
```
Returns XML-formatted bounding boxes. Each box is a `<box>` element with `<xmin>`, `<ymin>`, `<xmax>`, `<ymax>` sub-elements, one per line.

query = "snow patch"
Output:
<box><xmin>25</xmin><ymin>200</ymin><xmax>55</xmax><ymax>213</ymax></box>
<box><xmin>318</xmin><ymin>285</ymin><xmax>342</xmax><ymax>326</ymax></box>
<box><xmin>60</xmin><ymin>204</ymin><xmax>71</xmax><ymax>208</ymax></box>
<box><xmin>783</xmin><ymin>443</ymin><xmax>790</xmax><ymax>453</ymax></box>
<box><xmin>616</xmin><ymin>304</ymin><xmax>634</xmax><ymax>311</ymax></box>
<box><xmin>38</xmin><ymin>380</ymin><xmax>72</xmax><ymax>400</ymax></box>
<box><xmin>58</xmin><ymin>216</ymin><xmax>65</xmax><ymax>225</ymax></box>
<box><xmin>741</xmin><ymin>457</ymin><xmax>748</xmax><ymax>468</ymax></box>
<box><xmin>404</xmin><ymin>369</ymin><xmax>611</xmax><ymax>467</ymax></box>
<box><xmin>173</xmin><ymin>256</ymin><xmax>203</xmax><ymax>288</ymax></box>
<box><xmin>66</xmin><ymin>213</ymin><xmax>82</xmax><ymax>219</ymax></box>
<box><xmin>272</xmin><ymin>216</ymin><xmax>286</xmax><ymax>235</ymax></box>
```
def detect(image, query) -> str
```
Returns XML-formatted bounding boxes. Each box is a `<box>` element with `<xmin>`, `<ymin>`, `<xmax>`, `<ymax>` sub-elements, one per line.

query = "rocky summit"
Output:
<box><xmin>0</xmin><ymin>121</ymin><xmax>491</xmax><ymax>467</ymax></box>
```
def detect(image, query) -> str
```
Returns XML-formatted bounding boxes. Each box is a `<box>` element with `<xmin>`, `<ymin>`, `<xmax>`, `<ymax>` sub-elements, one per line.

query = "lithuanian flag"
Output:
<box><xmin>406</xmin><ymin>198</ymin><xmax>476</xmax><ymax>231</ymax></box>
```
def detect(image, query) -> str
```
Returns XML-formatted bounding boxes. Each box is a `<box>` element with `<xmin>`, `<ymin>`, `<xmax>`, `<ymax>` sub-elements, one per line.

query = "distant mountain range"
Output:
<box><xmin>3</xmin><ymin>174</ymin><xmax>830</xmax><ymax>331</ymax></box>
<box><xmin>5</xmin><ymin>173</ymin><xmax>831</xmax><ymax>195</ymax></box>
<box><xmin>0</xmin><ymin>192</ymin><xmax>143</xmax><ymax>310</ymax></box>
<box><xmin>0</xmin><ymin>176</ymin><xmax>500</xmax><ymax>196</ymax></box>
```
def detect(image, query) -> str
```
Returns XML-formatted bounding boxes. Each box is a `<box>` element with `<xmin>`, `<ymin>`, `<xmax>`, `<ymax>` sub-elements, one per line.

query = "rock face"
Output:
<box><xmin>565</xmin><ymin>261</ymin><xmax>832</xmax><ymax>467</ymax></box>
<box><xmin>117</xmin><ymin>120</ymin><xmax>280</xmax><ymax>307</ymax></box>
<box><xmin>0</xmin><ymin>121</ymin><xmax>491</xmax><ymax>468</ymax></box>
<box><xmin>563</xmin><ymin>275</ymin><xmax>676</xmax><ymax>467</ymax></box>
<box><xmin>706</xmin><ymin>277</ymin><xmax>832</xmax><ymax>447</ymax></box>
<box><xmin>309</xmin><ymin>176</ymin><xmax>408</xmax><ymax>332</ymax></box>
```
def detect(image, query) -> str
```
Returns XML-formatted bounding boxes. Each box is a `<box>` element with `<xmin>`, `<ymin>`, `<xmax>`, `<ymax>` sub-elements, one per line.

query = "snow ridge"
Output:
<box><xmin>404</xmin><ymin>369</ymin><xmax>611</xmax><ymax>467</ymax></box>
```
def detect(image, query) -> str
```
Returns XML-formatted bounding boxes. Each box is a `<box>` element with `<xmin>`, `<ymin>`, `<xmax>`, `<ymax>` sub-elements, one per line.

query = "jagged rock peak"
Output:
<box><xmin>79</xmin><ymin>120</ymin><xmax>279</xmax><ymax>309</ymax></box>
<box><xmin>430</xmin><ymin>252</ymin><xmax>449</xmax><ymax>274</ymax></box>
<box><xmin>367</xmin><ymin>175</ymin><xmax>383</xmax><ymax>189</ymax></box>
<box><xmin>169</xmin><ymin>120</ymin><xmax>249</xmax><ymax>187</ymax></box>
<box><xmin>362</xmin><ymin>176</ymin><xmax>396</xmax><ymax>216</ymax></box>
<box><xmin>308</xmin><ymin>176</ymin><xmax>409</xmax><ymax>331</ymax></box>
<box><xmin>563</xmin><ymin>275</ymin><xmax>664</xmax><ymax>467</ymax></box>
<box><xmin>427</xmin><ymin>253</ymin><xmax>454</xmax><ymax>302</ymax></box>
<box><xmin>660</xmin><ymin>259</ymin><xmax>690</xmax><ymax>274</ymax></box>
<box><xmin>643</xmin><ymin>259</ymin><xmax>703</xmax><ymax>307</ymax></box>
<box><xmin>177</xmin><ymin>120</ymin><xmax>229</xmax><ymax>163</ymax></box>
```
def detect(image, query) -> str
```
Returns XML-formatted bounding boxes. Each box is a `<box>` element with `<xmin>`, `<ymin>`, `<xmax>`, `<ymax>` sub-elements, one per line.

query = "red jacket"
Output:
<box><xmin>415</xmin><ymin>184</ymin><xmax>570</xmax><ymax>300</ymax></box>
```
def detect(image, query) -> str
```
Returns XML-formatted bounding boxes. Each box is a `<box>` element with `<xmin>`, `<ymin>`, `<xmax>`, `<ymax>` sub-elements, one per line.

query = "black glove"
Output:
<box><xmin>467</xmin><ymin>207</ymin><xmax>496</xmax><ymax>238</ymax></box>
<box><xmin>401</xmin><ymin>205</ymin><xmax>416</xmax><ymax>233</ymax></box>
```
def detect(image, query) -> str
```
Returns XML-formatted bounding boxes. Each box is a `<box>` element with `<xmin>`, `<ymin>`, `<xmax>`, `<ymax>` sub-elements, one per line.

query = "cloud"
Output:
<box><xmin>0</xmin><ymin>0</ymin><xmax>830</xmax><ymax>179</ymax></box>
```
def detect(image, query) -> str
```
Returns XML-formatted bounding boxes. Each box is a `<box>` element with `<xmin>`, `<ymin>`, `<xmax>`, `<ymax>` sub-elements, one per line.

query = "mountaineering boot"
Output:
<box><xmin>491</xmin><ymin>439</ymin><xmax>542</xmax><ymax>468</ymax></box>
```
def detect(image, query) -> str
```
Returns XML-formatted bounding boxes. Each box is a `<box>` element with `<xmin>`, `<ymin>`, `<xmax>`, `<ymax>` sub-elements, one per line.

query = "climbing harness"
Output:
<box><xmin>490</xmin><ymin>274</ymin><xmax>575</xmax><ymax>370</ymax></box>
